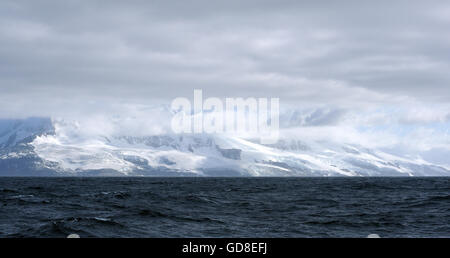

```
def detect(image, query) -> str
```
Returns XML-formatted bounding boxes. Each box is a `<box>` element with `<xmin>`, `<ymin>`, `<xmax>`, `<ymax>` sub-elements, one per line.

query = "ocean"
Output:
<box><xmin>0</xmin><ymin>177</ymin><xmax>449</xmax><ymax>238</ymax></box>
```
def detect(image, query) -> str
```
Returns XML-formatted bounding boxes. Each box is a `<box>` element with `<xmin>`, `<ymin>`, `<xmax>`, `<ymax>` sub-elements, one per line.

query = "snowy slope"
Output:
<box><xmin>0</xmin><ymin>117</ymin><xmax>449</xmax><ymax>176</ymax></box>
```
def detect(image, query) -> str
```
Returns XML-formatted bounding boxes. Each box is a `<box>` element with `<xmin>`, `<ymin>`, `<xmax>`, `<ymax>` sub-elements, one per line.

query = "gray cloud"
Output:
<box><xmin>1</xmin><ymin>0</ymin><xmax>450</xmax><ymax>117</ymax></box>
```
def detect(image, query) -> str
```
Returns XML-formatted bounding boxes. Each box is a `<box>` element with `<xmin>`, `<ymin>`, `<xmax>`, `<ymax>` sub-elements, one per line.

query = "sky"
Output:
<box><xmin>0</xmin><ymin>1</ymin><xmax>449</xmax><ymax>163</ymax></box>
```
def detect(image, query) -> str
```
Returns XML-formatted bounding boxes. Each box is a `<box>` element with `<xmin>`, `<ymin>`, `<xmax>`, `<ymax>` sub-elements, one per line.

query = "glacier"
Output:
<box><xmin>0</xmin><ymin>116</ymin><xmax>449</xmax><ymax>176</ymax></box>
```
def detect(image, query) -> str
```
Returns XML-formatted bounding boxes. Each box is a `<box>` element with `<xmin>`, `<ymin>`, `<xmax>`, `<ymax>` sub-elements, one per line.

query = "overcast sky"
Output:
<box><xmin>1</xmin><ymin>1</ymin><xmax>450</xmax><ymax>107</ymax></box>
<box><xmin>1</xmin><ymin>1</ymin><xmax>449</xmax><ymax>162</ymax></box>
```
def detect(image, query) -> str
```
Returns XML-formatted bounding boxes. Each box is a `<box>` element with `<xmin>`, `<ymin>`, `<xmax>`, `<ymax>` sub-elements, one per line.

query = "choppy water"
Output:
<box><xmin>0</xmin><ymin>177</ymin><xmax>449</xmax><ymax>238</ymax></box>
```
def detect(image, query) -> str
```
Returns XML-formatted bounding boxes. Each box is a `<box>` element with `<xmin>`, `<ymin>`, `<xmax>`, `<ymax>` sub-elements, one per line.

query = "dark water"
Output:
<box><xmin>0</xmin><ymin>177</ymin><xmax>449</xmax><ymax>238</ymax></box>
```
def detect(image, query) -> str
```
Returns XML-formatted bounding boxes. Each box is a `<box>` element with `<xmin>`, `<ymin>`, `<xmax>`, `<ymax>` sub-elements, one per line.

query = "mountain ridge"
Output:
<box><xmin>0</xmin><ymin>117</ymin><xmax>449</xmax><ymax>176</ymax></box>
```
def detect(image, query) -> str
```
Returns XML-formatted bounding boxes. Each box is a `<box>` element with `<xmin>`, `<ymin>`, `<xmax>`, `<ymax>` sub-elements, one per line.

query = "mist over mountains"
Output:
<box><xmin>1</xmin><ymin>113</ymin><xmax>448</xmax><ymax>177</ymax></box>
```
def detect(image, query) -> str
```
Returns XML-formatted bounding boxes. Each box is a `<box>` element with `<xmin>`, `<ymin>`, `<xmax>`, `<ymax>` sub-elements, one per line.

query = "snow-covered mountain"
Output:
<box><xmin>0</xmin><ymin>117</ymin><xmax>54</xmax><ymax>148</ymax></box>
<box><xmin>0</xmin><ymin>117</ymin><xmax>449</xmax><ymax>176</ymax></box>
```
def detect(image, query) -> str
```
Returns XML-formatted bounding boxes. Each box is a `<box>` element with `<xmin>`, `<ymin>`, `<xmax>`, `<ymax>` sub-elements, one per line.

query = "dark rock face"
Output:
<box><xmin>264</xmin><ymin>139</ymin><xmax>311</xmax><ymax>151</ymax></box>
<box><xmin>216</xmin><ymin>147</ymin><xmax>241</xmax><ymax>160</ymax></box>
<box><xmin>0</xmin><ymin>144</ymin><xmax>59</xmax><ymax>176</ymax></box>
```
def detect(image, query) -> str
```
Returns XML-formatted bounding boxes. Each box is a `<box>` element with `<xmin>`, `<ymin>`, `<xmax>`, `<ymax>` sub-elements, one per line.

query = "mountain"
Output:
<box><xmin>0</xmin><ymin>118</ymin><xmax>59</xmax><ymax>176</ymax></box>
<box><xmin>0</xmin><ymin>117</ymin><xmax>449</xmax><ymax>176</ymax></box>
